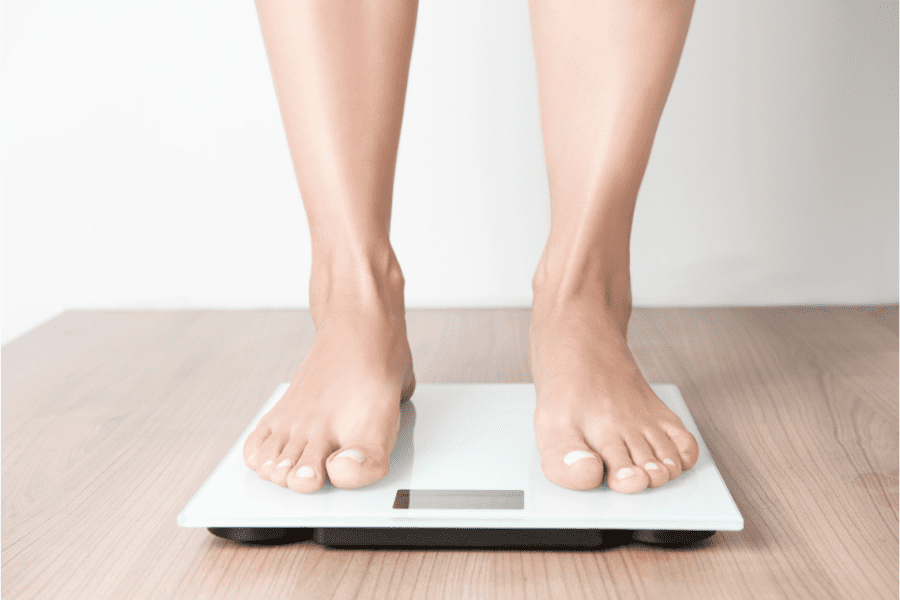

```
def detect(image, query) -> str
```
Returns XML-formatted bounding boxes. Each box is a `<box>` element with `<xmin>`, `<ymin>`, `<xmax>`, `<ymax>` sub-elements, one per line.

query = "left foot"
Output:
<box><xmin>530</xmin><ymin>272</ymin><xmax>700</xmax><ymax>494</ymax></box>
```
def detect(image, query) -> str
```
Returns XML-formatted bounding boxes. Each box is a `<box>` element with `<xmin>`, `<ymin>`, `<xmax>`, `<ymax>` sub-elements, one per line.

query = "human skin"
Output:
<box><xmin>243</xmin><ymin>0</ymin><xmax>700</xmax><ymax>495</ymax></box>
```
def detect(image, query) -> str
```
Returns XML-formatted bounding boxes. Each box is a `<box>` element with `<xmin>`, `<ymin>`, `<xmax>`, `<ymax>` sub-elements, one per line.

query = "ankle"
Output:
<box><xmin>532</xmin><ymin>247</ymin><xmax>633</xmax><ymax>336</ymax></box>
<box><xmin>310</xmin><ymin>244</ymin><xmax>406</xmax><ymax>327</ymax></box>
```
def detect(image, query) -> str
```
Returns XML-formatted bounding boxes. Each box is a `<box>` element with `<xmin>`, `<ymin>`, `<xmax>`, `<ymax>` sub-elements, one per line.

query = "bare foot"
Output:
<box><xmin>243</xmin><ymin>251</ymin><xmax>415</xmax><ymax>492</ymax></box>
<box><xmin>529</xmin><ymin>276</ymin><xmax>699</xmax><ymax>494</ymax></box>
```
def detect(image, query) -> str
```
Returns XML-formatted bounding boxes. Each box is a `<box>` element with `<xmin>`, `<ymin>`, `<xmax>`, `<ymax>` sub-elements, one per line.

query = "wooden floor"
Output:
<box><xmin>2</xmin><ymin>306</ymin><xmax>897</xmax><ymax>600</ymax></box>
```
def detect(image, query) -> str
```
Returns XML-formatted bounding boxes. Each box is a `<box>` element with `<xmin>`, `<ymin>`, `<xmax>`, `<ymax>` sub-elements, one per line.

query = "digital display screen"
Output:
<box><xmin>393</xmin><ymin>489</ymin><xmax>524</xmax><ymax>510</ymax></box>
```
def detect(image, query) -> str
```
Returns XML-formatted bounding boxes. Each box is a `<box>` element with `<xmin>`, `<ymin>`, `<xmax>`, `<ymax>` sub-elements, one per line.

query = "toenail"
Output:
<box><xmin>644</xmin><ymin>462</ymin><xmax>659</xmax><ymax>471</ymax></box>
<box><xmin>563</xmin><ymin>450</ymin><xmax>598</xmax><ymax>466</ymax></box>
<box><xmin>663</xmin><ymin>458</ymin><xmax>677</xmax><ymax>468</ymax></box>
<box><xmin>276</xmin><ymin>459</ymin><xmax>292</xmax><ymax>469</ymax></box>
<box><xmin>295</xmin><ymin>466</ymin><xmax>315</xmax><ymax>478</ymax></box>
<box><xmin>262</xmin><ymin>460</ymin><xmax>273</xmax><ymax>468</ymax></box>
<box><xmin>617</xmin><ymin>467</ymin><xmax>636</xmax><ymax>480</ymax></box>
<box><xmin>335</xmin><ymin>449</ymin><xmax>365</xmax><ymax>464</ymax></box>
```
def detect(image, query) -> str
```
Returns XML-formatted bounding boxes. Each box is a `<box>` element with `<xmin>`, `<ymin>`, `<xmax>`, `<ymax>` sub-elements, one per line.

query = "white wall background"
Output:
<box><xmin>2</xmin><ymin>0</ymin><xmax>897</xmax><ymax>346</ymax></box>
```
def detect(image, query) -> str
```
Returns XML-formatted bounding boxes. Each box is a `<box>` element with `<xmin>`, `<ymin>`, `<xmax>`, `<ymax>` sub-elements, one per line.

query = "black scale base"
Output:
<box><xmin>208</xmin><ymin>527</ymin><xmax>716</xmax><ymax>549</ymax></box>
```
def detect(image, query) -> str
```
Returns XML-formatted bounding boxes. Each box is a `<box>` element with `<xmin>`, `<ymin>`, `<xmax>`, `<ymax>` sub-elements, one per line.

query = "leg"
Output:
<box><xmin>527</xmin><ymin>0</ymin><xmax>700</xmax><ymax>493</ymax></box>
<box><xmin>243</xmin><ymin>0</ymin><xmax>419</xmax><ymax>492</ymax></box>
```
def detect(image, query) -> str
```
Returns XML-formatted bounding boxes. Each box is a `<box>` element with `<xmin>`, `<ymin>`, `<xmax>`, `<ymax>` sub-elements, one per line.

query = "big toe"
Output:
<box><xmin>325</xmin><ymin>443</ymin><xmax>391</xmax><ymax>490</ymax></box>
<box><xmin>538</xmin><ymin>430</ymin><xmax>605</xmax><ymax>491</ymax></box>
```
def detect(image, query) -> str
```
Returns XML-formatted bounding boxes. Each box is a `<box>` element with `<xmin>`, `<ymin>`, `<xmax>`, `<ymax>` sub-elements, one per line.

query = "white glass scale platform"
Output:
<box><xmin>178</xmin><ymin>383</ymin><xmax>743</xmax><ymax>548</ymax></box>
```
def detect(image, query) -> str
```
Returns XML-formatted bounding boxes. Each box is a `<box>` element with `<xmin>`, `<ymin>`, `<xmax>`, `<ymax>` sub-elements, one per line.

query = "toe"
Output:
<box><xmin>270</xmin><ymin>436</ymin><xmax>306</xmax><ymax>487</ymax></box>
<box><xmin>538</xmin><ymin>434</ymin><xmax>604</xmax><ymax>491</ymax></box>
<box><xmin>645</xmin><ymin>428</ymin><xmax>682</xmax><ymax>480</ymax></box>
<box><xmin>625</xmin><ymin>434</ymin><xmax>669</xmax><ymax>489</ymax></box>
<box><xmin>256</xmin><ymin>432</ymin><xmax>289</xmax><ymax>481</ymax></box>
<box><xmin>599</xmin><ymin>440</ymin><xmax>649</xmax><ymax>494</ymax></box>
<box><xmin>326</xmin><ymin>443</ymin><xmax>389</xmax><ymax>490</ymax></box>
<box><xmin>243</xmin><ymin>423</ymin><xmax>272</xmax><ymax>470</ymax></box>
<box><xmin>288</xmin><ymin>437</ymin><xmax>333</xmax><ymax>493</ymax></box>
<box><xmin>661</xmin><ymin>422</ymin><xmax>700</xmax><ymax>470</ymax></box>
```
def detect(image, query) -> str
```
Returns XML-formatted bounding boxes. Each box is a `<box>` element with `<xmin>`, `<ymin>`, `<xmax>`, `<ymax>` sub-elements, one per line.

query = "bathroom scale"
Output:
<box><xmin>178</xmin><ymin>383</ymin><xmax>743</xmax><ymax>549</ymax></box>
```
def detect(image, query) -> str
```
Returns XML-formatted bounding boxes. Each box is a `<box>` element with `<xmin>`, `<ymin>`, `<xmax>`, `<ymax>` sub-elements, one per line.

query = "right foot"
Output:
<box><xmin>243</xmin><ymin>249</ymin><xmax>415</xmax><ymax>492</ymax></box>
